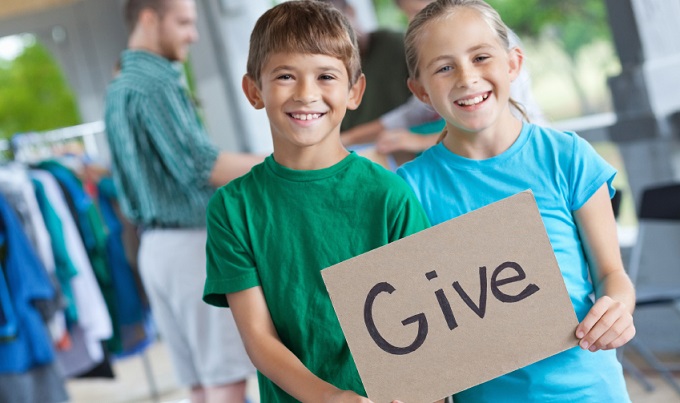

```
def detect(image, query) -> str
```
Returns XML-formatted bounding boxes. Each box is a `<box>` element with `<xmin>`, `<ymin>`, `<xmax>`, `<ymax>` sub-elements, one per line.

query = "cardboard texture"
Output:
<box><xmin>322</xmin><ymin>191</ymin><xmax>579</xmax><ymax>403</ymax></box>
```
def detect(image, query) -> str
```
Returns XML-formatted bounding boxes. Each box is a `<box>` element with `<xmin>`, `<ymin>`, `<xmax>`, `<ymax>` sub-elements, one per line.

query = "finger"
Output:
<box><xmin>576</xmin><ymin>298</ymin><xmax>611</xmax><ymax>339</ymax></box>
<box><xmin>580</xmin><ymin>303</ymin><xmax>633</xmax><ymax>351</ymax></box>
<box><xmin>588</xmin><ymin>315</ymin><xmax>632</xmax><ymax>351</ymax></box>
<box><xmin>603</xmin><ymin>325</ymin><xmax>636</xmax><ymax>350</ymax></box>
<box><xmin>579</xmin><ymin>305</ymin><xmax>623</xmax><ymax>350</ymax></box>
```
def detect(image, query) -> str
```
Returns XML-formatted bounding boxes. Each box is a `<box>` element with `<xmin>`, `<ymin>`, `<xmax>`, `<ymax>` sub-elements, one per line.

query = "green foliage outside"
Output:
<box><xmin>0</xmin><ymin>36</ymin><xmax>81</xmax><ymax>141</ymax></box>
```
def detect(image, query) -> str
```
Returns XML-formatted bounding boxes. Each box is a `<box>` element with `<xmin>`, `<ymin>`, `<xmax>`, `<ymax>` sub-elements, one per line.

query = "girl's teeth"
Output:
<box><xmin>457</xmin><ymin>93</ymin><xmax>488</xmax><ymax>106</ymax></box>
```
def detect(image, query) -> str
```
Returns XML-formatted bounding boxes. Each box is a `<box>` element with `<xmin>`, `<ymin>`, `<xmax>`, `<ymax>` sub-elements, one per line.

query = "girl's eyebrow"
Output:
<box><xmin>424</xmin><ymin>43</ymin><xmax>498</xmax><ymax>69</ymax></box>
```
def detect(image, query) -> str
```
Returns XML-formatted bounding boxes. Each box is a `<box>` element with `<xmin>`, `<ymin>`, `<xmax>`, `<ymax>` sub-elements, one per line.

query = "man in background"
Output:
<box><xmin>104</xmin><ymin>0</ymin><xmax>260</xmax><ymax>401</ymax></box>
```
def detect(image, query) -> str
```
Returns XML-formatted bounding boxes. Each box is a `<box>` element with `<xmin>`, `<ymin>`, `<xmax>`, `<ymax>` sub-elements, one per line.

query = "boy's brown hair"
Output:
<box><xmin>246</xmin><ymin>0</ymin><xmax>362</xmax><ymax>86</ymax></box>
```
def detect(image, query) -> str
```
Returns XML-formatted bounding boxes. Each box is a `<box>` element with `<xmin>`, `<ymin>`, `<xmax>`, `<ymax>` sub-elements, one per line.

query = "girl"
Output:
<box><xmin>397</xmin><ymin>0</ymin><xmax>636</xmax><ymax>401</ymax></box>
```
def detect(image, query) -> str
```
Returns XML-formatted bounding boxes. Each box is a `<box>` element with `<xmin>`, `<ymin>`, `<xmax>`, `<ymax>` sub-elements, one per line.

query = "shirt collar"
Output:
<box><xmin>120</xmin><ymin>49</ymin><xmax>182</xmax><ymax>81</ymax></box>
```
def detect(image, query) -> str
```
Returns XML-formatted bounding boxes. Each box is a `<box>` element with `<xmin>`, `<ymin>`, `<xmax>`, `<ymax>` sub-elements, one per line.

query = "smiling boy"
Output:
<box><xmin>202</xmin><ymin>1</ymin><xmax>430</xmax><ymax>402</ymax></box>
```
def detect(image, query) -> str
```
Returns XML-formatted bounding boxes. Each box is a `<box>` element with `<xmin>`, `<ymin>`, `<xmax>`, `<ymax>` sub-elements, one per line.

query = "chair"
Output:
<box><xmin>620</xmin><ymin>183</ymin><xmax>680</xmax><ymax>395</ymax></box>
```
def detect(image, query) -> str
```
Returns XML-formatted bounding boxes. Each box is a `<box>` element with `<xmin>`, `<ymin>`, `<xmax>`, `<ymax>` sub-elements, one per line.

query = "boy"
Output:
<box><xmin>202</xmin><ymin>1</ymin><xmax>430</xmax><ymax>401</ymax></box>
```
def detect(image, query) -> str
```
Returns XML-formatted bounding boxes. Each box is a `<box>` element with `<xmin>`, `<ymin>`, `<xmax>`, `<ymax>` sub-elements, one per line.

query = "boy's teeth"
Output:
<box><xmin>457</xmin><ymin>93</ymin><xmax>488</xmax><ymax>106</ymax></box>
<box><xmin>292</xmin><ymin>113</ymin><xmax>321</xmax><ymax>120</ymax></box>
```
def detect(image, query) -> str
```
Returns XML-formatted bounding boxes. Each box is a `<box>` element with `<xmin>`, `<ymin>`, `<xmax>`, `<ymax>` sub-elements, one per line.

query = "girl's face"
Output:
<box><xmin>408</xmin><ymin>8</ymin><xmax>522</xmax><ymax>138</ymax></box>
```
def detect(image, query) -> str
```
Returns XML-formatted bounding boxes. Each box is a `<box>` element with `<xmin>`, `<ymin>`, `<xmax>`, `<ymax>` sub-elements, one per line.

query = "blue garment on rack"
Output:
<box><xmin>0</xmin><ymin>193</ymin><xmax>55</xmax><ymax>373</ymax></box>
<box><xmin>0</xmin><ymin>250</ymin><xmax>19</xmax><ymax>340</ymax></box>
<box><xmin>98</xmin><ymin>177</ymin><xmax>155</xmax><ymax>357</ymax></box>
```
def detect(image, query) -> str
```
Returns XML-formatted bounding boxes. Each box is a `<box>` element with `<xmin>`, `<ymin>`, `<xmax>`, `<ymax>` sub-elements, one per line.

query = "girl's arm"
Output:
<box><xmin>227</xmin><ymin>287</ymin><xmax>377</xmax><ymax>403</ymax></box>
<box><xmin>573</xmin><ymin>184</ymin><xmax>636</xmax><ymax>352</ymax></box>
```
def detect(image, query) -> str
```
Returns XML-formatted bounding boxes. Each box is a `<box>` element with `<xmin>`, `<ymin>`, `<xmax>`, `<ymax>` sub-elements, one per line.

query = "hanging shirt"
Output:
<box><xmin>0</xmin><ymin>193</ymin><xmax>55</xmax><ymax>374</ymax></box>
<box><xmin>104</xmin><ymin>50</ymin><xmax>219</xmax><ymax>229</ymax></box>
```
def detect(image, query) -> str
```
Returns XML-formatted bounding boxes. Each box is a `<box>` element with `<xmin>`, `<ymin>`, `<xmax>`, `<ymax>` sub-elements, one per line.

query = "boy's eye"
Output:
<box><xmin>277</xmin><ymin>74</ymin><xmax>293</xmax><ymax>80</ymax></box>
<box><xmin>319</xmin><ymin>74</ymin><xmax>335</xmax><ymax>80</ymax></box>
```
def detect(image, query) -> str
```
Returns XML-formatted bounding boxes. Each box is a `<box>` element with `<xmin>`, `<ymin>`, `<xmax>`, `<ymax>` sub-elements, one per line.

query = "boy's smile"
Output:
<box><xmin>243</xmin><ymin>52</ymin><xmax>365</xmax><ymax>169</ymax></box>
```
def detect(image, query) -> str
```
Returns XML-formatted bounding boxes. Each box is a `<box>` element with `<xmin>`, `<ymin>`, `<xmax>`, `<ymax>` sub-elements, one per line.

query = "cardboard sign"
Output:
<box><xmin>322</xmin><ymin>191</ymin><xmax>578</xmax><ymax>403</ymax></box>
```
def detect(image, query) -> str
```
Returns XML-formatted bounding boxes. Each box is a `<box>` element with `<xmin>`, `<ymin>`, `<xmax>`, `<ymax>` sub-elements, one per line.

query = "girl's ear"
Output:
<box><xmin>347</xmin><ymin>74</ymin><xmax>366</xmax><ymax>111</ymax></box>
<box><xmin>508</xmin><ymin>46</ymin><xmax>524</xmax><ymax>82</ymax></box>
<box><xmin>242</xmin><ymin>74</ymin><xmax>264</xmax><ymax>110</ymax></box>
<box><xmin>407</xmin><ymin>78</ymin><xmax>431</xmax><ymax>106</ymax></box>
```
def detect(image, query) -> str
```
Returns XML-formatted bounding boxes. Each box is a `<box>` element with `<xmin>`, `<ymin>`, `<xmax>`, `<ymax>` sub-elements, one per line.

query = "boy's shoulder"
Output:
<box><xmin>350</xmin><ymin>154</ymin><xmax>416</xmax><ymax>193</ymax></box>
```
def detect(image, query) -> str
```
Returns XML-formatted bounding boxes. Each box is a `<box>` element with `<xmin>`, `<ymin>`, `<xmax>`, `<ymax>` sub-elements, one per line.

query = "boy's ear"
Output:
<box><xmin>407</xmin><ymin>78</ymin><xmax>431</xmax><ymax>106</ymax></box>
<box><xmin>347</xmin><ymin>74</ymin><xmax>366</xmax><ymax>111</ymax></box>
<box><xmin>242</xmin><ymin>74</ymin><xmax>264</xmax><ymax>110</ymax></box>
<box><xmin>508</xmin><ymin>46</ymin><xmax>524</xmax><ymax>82</ymax></box>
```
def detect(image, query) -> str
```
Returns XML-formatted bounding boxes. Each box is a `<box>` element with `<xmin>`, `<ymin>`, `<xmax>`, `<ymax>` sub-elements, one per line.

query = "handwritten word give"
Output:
<box><xmin>363</xmin><ymin>261</ymin><xmax>540</xmax><ymax>355</ymax></box>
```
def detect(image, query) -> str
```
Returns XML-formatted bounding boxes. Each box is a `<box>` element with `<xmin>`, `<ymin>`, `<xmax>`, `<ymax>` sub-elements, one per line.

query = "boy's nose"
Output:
<box><xmin>293</xmin><ymin>80</ymin><xmax>319</xmax><ymax>103</ymax></box>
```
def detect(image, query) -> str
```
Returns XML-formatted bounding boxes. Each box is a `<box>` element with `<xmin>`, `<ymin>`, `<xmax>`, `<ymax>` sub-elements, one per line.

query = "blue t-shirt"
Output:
<box><xmin>398</xmin><ymin>123</ymin><xmax>630</xmax><ymax>402</ymax></box>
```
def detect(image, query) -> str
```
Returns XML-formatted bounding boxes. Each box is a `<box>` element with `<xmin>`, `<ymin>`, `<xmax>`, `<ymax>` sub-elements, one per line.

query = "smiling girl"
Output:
<box><xmin>397</xmin><ymin>1</ymin><xmax>635</xmax><ymax>401</ymax></box>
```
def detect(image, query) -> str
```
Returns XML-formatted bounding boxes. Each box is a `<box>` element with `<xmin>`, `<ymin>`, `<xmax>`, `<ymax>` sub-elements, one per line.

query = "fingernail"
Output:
<box><xmin>576</xmin><ymin>330</ymin><xmax>584</xmax><ymax>338</ymax></box>
<box><xmin>589</xmin><ymin>345</ymin><xmax>597</xmax><ymax>352</ymax></box>
<box><xmin>580</xmin><ymin>340</ymin><xmax>589</xmax><ymax>350</ymax></box>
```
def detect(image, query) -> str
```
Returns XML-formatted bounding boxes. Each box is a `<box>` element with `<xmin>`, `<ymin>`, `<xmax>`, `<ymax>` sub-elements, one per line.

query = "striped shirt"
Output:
<box><xmin>104</xmin><ymin>50</ymin><xmax>219</xmax><ymax>228</ymax></box>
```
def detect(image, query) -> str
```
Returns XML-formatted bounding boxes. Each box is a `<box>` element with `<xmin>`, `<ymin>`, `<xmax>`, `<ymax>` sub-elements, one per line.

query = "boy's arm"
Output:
<box><xmin>573</xmin><ymin>184</ymin><xmax>636</xmax><ymax>352</ymax></box>
<box><xmin>227</xmin><ymin>287</ymin><xmax>375</xmax><ymax>403</ymax></box>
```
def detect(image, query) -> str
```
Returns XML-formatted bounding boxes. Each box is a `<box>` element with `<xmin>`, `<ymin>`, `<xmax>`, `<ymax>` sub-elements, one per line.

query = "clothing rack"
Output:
<box><xmin>0</xmin><ymin>122</ymin><xmax>160</xmax><ymax>402</ymax></box>
<box><xmin>8</xmin><ymin>121</ymin><xmax>106</xmax><ymax>164</ymax></box>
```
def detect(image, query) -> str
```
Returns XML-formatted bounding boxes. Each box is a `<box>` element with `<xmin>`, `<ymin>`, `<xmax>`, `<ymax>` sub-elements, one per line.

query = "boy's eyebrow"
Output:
<box><xmin>269</xmin><ymin>65</ymin><xmax>345</xmax><ymax>75</ymax></box>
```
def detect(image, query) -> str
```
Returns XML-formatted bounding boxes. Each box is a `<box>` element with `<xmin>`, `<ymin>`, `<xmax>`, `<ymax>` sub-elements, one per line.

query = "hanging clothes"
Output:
<box><xmin>30</xmin><ymin>170</ymin><xmax>112</xmax><ymax>377</ymax></box>
<box><xmin>0</xmin><ymin>192</ymin><xmax>55</xmax><ymax>369</ymax></box>
<box><xmin>37</xmin><ymin>160</ymin><xmax>121</xmax><ymax>354</ymax></box>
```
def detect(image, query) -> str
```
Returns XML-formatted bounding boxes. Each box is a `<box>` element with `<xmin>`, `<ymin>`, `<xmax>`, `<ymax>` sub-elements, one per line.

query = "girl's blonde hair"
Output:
<box><xmin>405</xmin><ymin>0</ymin><xmax>529</xmax><ymax>131</ymax></box>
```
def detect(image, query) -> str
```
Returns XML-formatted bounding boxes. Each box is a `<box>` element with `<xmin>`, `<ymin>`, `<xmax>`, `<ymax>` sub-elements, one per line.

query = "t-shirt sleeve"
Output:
<box><xmin>203</xmin><ymin>189</ymin><xmax>260</xmax><ymax>307</ymax></box>
<box><xmin>138</xmin><ymin>87</ymin><xmax>219</xmax><ymax>188</ymax></box>
<box><xmin>569</xmin><ymin>133</ymin><xmax>617</xmax><ymax>211</ymax></box>
<box><xmin>388</xmin><ymin>183</ymin><xmax>431</xmax><ymax>242</ymax></box>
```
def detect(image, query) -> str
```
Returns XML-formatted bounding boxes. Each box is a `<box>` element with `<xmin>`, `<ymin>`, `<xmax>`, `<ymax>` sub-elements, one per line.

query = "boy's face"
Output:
<box><xmin>243</xmin><ymin>52</ymin><xmax>364</xmax><ymax>157</ymax></box>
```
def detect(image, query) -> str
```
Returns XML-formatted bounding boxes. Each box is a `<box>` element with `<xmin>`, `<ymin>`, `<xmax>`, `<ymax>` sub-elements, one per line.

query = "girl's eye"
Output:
<box><xmin>474</xmin><ymin>55</ymin><xmax>490</xmax><ymax>63</ymax></box>
<box><xmin>436</xmin><ymin>66</ymin><xmax>452</xmax><ymax>73</ymax></box>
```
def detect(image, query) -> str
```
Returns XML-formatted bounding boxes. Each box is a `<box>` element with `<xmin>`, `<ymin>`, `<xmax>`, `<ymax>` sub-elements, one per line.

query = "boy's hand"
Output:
<box><xmin>575</xmin><ymin>295</ymin><xmax>635</xmax><ymax>352</ymax></box>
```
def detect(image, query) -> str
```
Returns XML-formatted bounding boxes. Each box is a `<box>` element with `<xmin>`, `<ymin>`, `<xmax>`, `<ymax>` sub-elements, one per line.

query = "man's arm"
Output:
<box><xmin>227</xmin><ymin>287</ymin><xmax>374</xmax><ymax>403</ymax></box>
<box><xmin>208</xmin><ymin>152</ymin><xmax>265</xmax><ymax>187</ymax></box>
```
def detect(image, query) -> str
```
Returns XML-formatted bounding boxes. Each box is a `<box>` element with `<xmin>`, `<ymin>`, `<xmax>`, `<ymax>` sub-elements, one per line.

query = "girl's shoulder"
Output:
<box><xmin>526</xmin><ymin>123</ymin><xmax>586</xmax><ymax>152</ymax></box>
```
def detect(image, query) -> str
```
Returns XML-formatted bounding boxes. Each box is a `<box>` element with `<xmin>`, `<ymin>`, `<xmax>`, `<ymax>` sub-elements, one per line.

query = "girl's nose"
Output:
<box><xmin>455</xmin><ymin>65</ymin><xmax>478</xmax><ymax>88</ymax></box>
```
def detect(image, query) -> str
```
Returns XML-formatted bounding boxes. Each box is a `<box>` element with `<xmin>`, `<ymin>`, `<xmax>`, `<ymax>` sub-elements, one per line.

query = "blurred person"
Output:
<box><xmin>104</xmin><ymin>0</ymin><xmax>260</xmax><ymax>401</ymax></box>
<box><xmin>321</xmin><ymin>0</ymin><xmax>413</xmax><ymax>131</ymax></box>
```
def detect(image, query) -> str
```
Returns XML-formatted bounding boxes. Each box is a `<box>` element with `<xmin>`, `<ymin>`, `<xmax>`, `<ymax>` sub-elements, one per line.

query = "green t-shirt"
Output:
<box><xmin>204</xmin><ymin>152</ymin><xmax>430</xmax><ymax>402</ymax></box>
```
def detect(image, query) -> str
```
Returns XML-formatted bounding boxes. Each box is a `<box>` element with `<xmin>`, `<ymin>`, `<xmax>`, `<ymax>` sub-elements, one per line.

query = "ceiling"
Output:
<box><xmin>0</xmin><ymin>0</ymin><xmax>82</xmax><ymax>21</ymax></box>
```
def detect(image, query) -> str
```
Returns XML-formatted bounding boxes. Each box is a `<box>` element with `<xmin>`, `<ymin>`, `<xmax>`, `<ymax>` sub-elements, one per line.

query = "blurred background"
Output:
<box><xmin>1</xmin><ymin>0</ymin><xmax>679</xmax><ymax>402</ymax></box>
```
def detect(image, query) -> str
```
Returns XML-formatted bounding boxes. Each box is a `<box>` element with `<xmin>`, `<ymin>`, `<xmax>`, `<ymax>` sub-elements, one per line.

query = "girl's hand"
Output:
<box><xmin>575</xmin><ymin>295</ymin><xmax>635</xmax><ymax>352</ymax></box>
